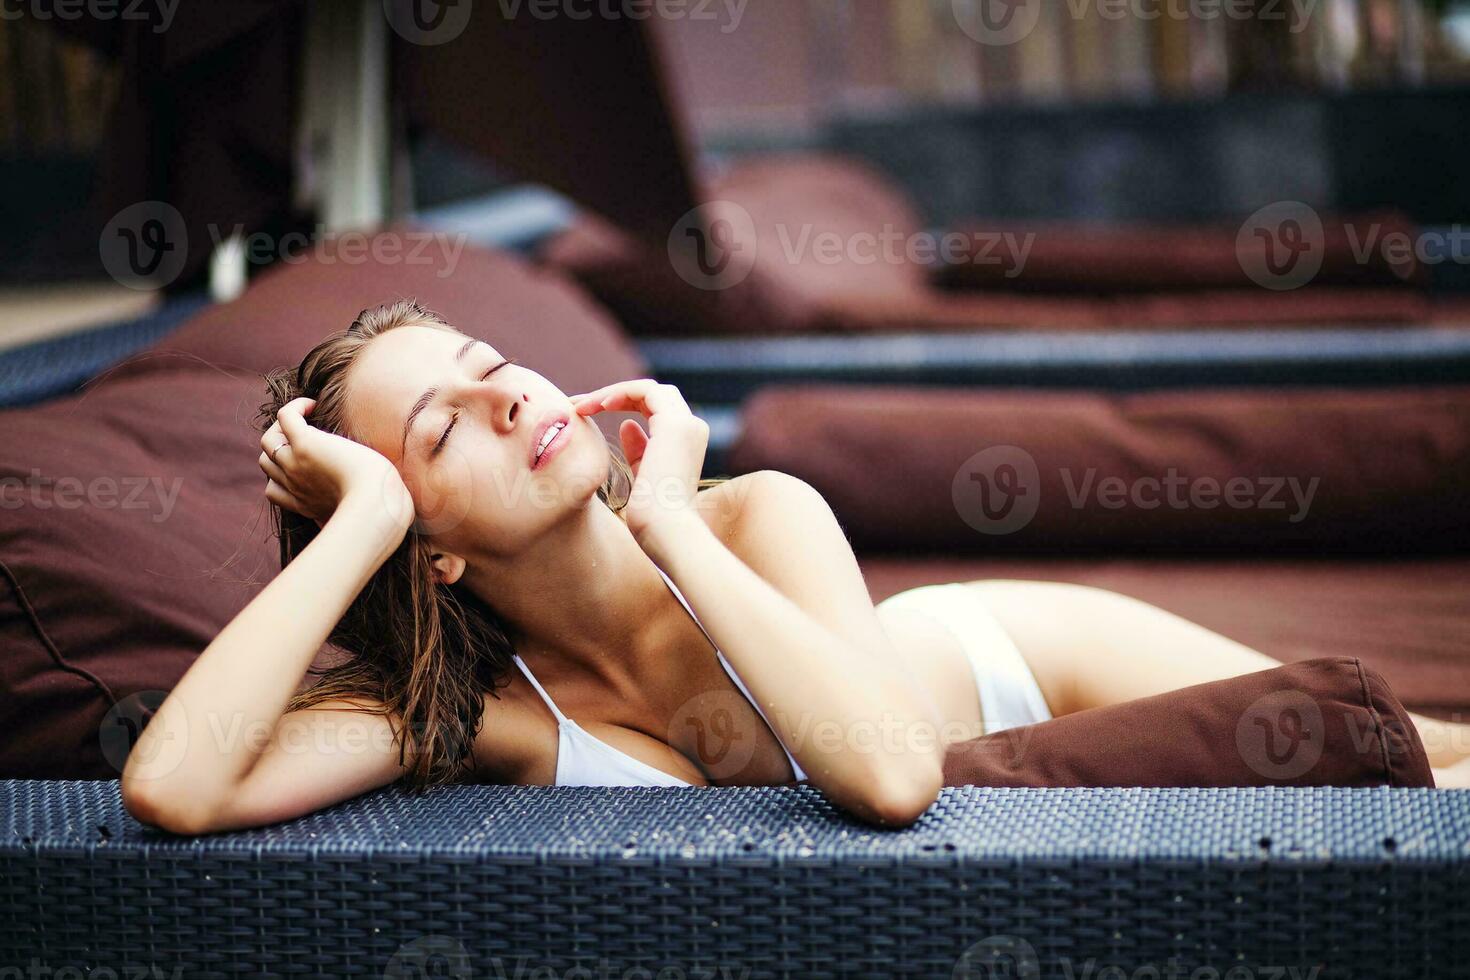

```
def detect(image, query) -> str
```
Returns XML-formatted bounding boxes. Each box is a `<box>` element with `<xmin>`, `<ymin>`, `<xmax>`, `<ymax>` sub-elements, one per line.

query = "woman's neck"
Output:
<box><xmin>461</xmin><ymin>500</ymin><xmax>682</xmax><ymax>690</ymax></box>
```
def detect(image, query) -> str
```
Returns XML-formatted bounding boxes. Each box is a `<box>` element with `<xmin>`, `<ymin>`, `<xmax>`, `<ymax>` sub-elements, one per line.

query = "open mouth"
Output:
<box><xmin>530</xmin><ymin>415</ymin><xmax>571</xmax><ymax>470</ymax></box>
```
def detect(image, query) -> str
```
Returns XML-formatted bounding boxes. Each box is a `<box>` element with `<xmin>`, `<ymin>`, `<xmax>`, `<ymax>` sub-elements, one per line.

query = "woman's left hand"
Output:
<box><xmin>569</xmin><ymin>379</ymin><xmax>710</xmax><ymax>546</ymax></box>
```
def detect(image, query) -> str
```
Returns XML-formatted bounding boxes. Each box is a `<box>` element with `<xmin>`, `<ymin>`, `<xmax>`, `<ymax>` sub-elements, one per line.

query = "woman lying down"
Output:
<box><xmin>119</xmin><ymin>300</ymin><xmax>1470</xmax><ymax>834</ymax></box>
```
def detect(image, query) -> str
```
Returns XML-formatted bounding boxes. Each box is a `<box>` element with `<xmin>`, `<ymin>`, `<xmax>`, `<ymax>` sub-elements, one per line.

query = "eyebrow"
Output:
<box><xmin>399</xmin><ymin>337</ymin><xmax>484</xmax><ymax>459</ymax></box>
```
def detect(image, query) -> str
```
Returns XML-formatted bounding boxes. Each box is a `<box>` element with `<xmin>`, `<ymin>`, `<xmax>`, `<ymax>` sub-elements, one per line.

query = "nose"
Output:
<box><xmin>488</xmin><ymin>386</ymin><xmax>531</xmax><ymax>436</ymax></box>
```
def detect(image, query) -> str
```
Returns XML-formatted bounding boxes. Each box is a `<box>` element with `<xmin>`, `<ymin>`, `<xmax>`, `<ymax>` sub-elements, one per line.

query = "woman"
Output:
<box><xmin>120</xmin><ymin>300</ymin><xmax>1470</xmax><ymax>835</ymax></box>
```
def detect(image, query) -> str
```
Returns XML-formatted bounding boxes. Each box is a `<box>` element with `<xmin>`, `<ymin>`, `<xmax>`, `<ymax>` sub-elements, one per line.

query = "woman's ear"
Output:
<box><xmin>429</xmin><ymin>551</ymin><xmax>467</xmax><ymax>586</ymax></box>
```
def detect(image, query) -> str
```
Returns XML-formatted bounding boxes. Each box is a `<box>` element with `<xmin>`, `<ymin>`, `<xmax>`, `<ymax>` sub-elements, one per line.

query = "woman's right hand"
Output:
<box><xmin>259</xmin><ymin>396</ymin><xmax>415</xmax><ymax>534</ymax></box>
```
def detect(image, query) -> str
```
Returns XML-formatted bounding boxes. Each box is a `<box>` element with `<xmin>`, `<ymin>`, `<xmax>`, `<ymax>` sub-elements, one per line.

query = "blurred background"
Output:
<box><xmin>4</xmin><ymin>0</ymin><xmax>1469</xmax><ymax>327</ymax></box>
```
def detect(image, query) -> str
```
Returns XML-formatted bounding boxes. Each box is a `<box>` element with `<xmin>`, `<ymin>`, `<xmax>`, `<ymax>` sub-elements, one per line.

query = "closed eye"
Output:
<box><xmin>431</xmin><ymin>357</ymin><xmax>519</xmax><ymax>456</ymax></box>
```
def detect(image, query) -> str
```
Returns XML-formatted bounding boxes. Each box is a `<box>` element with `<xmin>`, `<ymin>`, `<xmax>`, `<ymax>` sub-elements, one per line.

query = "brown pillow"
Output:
<box><xmin>728</xmin><ymin>383</ymin><xmax>1470</xmax><ymax>555</ymax></box>
<box><xmin>538</xmin><ymin>153</ymin><xmax>933</xmax><ymax>337</ymax></box>
<box><xmin>0</xmin><ymin>236</ymin><xmax>646</xmax><ymax>780</ymax></box>
<box><xmin>933</xmin><ymin>211</ymin><xmax>1429</xmax><ymax>294</ymax></box>
<box><xmin>941</xmin><ymin>657</ymin><xmax>1433</xmax><ymax>788</ymax></box>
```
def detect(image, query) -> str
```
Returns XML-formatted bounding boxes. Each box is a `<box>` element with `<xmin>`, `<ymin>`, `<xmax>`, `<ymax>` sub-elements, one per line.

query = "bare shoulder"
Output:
<box><xmin>698</xmin><ymin>469</ymin><xmax>847</xmax><ymax>571</ymax></box>
<box><xmin>691</xmin><ymin>470</ymin><xmax>817</xmax><ymax>548</ymax></box>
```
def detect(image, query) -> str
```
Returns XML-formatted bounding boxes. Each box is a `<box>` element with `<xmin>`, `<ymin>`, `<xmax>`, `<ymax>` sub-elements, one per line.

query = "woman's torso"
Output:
<box><xmin>469</xmin><ymin>583</ymin><xmax>985</xmax><ymax>787</ymax></box>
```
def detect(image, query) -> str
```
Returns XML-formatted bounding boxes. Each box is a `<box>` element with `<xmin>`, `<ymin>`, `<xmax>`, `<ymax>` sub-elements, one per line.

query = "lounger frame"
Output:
<box><xmin>3</xmin><ymin>780</ymin><xmax>1466</xmax><ymax>978</ymax></box>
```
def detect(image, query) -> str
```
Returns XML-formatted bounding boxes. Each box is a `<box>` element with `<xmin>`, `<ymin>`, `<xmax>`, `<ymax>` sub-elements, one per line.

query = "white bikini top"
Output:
<box><xmin>511</xmin><ymin>563</ymin><xmax>808</xmax><ymax>787</ymax></box>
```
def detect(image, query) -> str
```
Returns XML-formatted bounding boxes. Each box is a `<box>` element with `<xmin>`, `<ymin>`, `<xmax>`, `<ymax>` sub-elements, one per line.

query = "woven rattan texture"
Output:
<box><xmin>3</xmin><ymin>781</ymin><xmax>1467</xmax><ymax>978</ymax></box>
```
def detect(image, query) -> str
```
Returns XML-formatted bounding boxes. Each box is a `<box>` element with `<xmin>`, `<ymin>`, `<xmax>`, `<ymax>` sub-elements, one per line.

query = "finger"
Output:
<box><xmin>619</xmin><ymin>418</ymin><xmax>649</xmax><ymax>470</ymax></box>
<box><xmin>260</xmin><ymin>419</ymin><xmax>283</xmax><ymax>452</ymax></box>
<box><xmin>572</xmin><ymin>379</ymin><xmax>659</xmax><ymax>415</ymax></box>
<box><xmin>258</xmin><ymin>450</ymin><xmax>290</xmax><ymax>486</ymax></box>
<box><xmin>593</xmin><ymin>381</ymin><xmax>686</xmax><ymax>420</ymax></box>
<box><xmin>262</xmin><ymin>432</ymin><xmax>292</xmax><ymax>464</ymax></box>
<box><xmin>276</xmin><ymin>397</ymin><xmax>315</xmax><ymax>443</ymax></box>
<box><xmin>264</xmin><ymin>478</ymin><xmax>307</xmax><ymax>516</ymax></box>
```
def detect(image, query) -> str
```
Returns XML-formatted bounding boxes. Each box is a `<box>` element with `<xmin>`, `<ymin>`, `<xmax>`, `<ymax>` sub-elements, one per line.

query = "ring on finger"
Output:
<box><xmin>269</xmin><ymin>441</ymin><xmax>288</xmax><ymax>465</ymax></box>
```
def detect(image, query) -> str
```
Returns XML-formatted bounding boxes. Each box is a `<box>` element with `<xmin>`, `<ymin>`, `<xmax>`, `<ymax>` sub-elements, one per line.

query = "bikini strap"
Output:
<box><xmin>652</xmin><ymin>565</ymin><xmax>719</xmax><ymax>650</ymax></box>
<box><xmin>512</xmin><ymin>654</ymin><xmax>569</xmax><ymax>725</ymax></box>
<box><xmin>652</xmin><ymin>563</ymin><xmax>809</xmax><ymax>782</ymax></box>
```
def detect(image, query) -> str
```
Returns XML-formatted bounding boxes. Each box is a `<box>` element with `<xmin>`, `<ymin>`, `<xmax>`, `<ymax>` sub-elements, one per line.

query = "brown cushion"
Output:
<box><xmin>729</xmin><ymin>383</ymin><xmax>1470</xmax><ymax>555</ymax></box>
<box><xmin>933</xmin><ymin>211</ymin><xmax>1429</xmax><ymax>294</ymax></box>
<box><xmin>538</xmin><ymin>153</ymin><xmax>933</xmax><ymax>337</ymax></box>
<box><xmin>941</xmin><ymin>657</ymin><xmax>1433</xmax><ymax>788</ymax></box>
<box><xmin>0</xmin><ymin>236</ymin><xmax>646</xmax><ymax>780</ymax></box>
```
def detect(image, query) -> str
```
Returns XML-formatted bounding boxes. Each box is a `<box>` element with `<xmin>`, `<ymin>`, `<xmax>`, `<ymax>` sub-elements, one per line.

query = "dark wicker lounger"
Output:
<box><xmin>3</xmin><ymin>780</ymin><xmax>1466</xmax><ymax>978</ymax></box>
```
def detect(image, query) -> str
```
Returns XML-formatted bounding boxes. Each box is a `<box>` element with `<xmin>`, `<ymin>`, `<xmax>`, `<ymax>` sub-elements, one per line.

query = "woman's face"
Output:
<box><xmin>344</xmin><ymin>324</ymin><xmax>609</xmax><ymax>558</ymax></box>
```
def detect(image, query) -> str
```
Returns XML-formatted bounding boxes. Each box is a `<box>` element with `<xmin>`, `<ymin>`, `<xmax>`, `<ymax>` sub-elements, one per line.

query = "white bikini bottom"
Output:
<box><xmin>876</xmin><ymin>582</ymin><xmax>1054</xmax><ymax>735</ymax></box>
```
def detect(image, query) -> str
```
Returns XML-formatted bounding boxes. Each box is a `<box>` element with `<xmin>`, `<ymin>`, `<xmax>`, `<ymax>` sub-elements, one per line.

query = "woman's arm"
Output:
<box><xmin>122</xmin><ymin>397</ymin><xmax>417</xmax><ymax>834</ymax></box>
<box><xmin>121</xmin><ymin>492</ymin><xmax>411</xmax><ymax>833</ymax></box>
<box><xmin>641</xmin><ymin>475</ymin><xmax>946</xmax><ymax>828</ymax></box>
